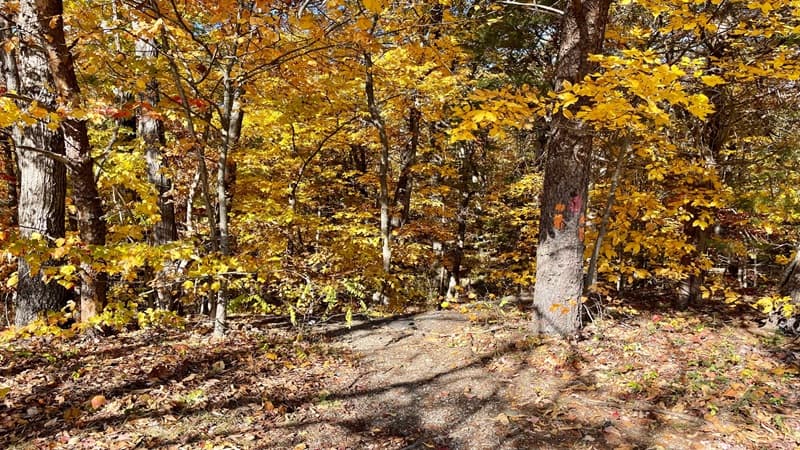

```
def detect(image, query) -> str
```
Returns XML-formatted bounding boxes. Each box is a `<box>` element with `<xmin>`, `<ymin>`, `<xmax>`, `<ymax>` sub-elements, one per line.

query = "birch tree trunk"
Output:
<box><xmin>531</xmin><ymin>0</ymin><xmax>611</xmax><ymax>336</ymax></box>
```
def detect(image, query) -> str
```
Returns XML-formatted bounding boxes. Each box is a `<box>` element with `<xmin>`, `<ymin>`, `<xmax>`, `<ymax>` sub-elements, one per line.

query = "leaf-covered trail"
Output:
<box><xmin>1</xmin><ymin>303</ymin><xmax>799</xmax><ymax>449</ymax></box>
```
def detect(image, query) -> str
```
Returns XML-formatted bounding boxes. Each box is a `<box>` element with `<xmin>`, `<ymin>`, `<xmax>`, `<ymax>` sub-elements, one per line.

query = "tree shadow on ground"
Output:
<box><xmin>2</xmin><ymin>304</ymin><xmax>798</xmax><ymax>449</ymax></box>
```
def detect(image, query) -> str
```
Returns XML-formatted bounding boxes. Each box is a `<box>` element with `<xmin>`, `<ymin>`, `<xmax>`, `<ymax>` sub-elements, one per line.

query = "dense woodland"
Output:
<box><xmin>3</xmin><ymin>0</ymin><xmax>800</xmax><ymax>448</ymax></box>
<box><xmin>0</xmin><ymin>0</ymin><xmax>799</xmax><ymax>336</ymax></box>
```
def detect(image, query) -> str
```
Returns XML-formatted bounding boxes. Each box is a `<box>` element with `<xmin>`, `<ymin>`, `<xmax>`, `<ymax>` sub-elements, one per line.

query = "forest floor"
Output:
<box><xmin>1</xmin><ymin>298</ymin><xmax>800</xmax><ymax>449</ymax></box>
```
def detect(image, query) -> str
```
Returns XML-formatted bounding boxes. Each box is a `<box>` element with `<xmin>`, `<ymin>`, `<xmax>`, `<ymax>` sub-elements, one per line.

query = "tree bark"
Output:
<box><xmin>392</xmin><ymin>106</ymin><xmax>419</xmax><ymax>228</ymax></box>
<box><xmin>36</xmin><ymin>0</ymin><xmax>108</xmax><ymax>321</ymax></box>
<box><xmin>214</xmin><ymin>64</ymin><xmax>244</xmax><ymax>337</ymax></box>
<box><xmin>0</xmin><ymin>44</ymin><xmax>18</xmax><ymax>227</ymax></box>
<box><xmin>136</xmin><ymin>35</ymin><xmax>178</xmax><ymax>309</ymax></box>
<box><xmin>531</xmin><ymin>0</ymin><xmax>611</xmax><ymax>336</ymax></box>
<box><xmin>364</xmin><ymin>51</ymin><xmax>393</xmax><ymax>291</ymax></box>
<box><xmin>780</xmin><ymin>245</ymin><xmax>800</xmax><ymax>304</ymax></box>
<box><xmin>2</xmin><ymin>4</ymin><xmax>68</xmax><ymax>326</ymax></box>
<box><xmin>446</xmin><ymin>142</ymin><xmax>477</xmax><ymax>299</ymax></box>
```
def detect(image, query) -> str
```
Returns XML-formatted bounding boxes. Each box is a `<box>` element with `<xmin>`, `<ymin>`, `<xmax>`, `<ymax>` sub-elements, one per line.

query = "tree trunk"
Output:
<box><xmin>36</xmin><ymin>0</ymin><xmax>107</xmax><ymax>321</ymax></box>
<box><xmin>0</xmin><ymin>49</ymin><xmax>18</xmax><ymax>227</ymax></box>
<box><xmin>136</xmin><ymin>35</ymin><xmax>178</xmax><ymax>309</ymax></box>
<box><xmin>676</xmin><ymin>226</ymin><xmax>708</xmax><ymax>308</ymax></box>
<box><xmin>447</xmin><ymin>142</ymin><xmax>476</xmax><ymax>299</ymax></box>
<box><xmin>585</xmin><ymin>139</ymin><xmax>628</xmax><ymax>291</ymax></box>
<box><xmin>364</xmin><ymin>51</ymin><xmax>392</xmax><ymax>299</ymax></box>
<box><xmin>2</xmin><ymin>5</ymin><xmax>68</xmax><ymax>326</ymax></box>
<box><xmin>531</xmin><ymin>0</ymin><xmax>611</xmax><ymax>336</ymax></box>
<box><xmin>392</xmin><ymin>106</ymin><xmax>419</xmax><ymax>228</ymax></box>
<box><xmin>214</xmin><ymin>66</ymin><xmax>244</xmax><ymax>337</ymax></box>
<box><xmin>780</xmin><ymin>245</ymin><xmax>800</xmax><ymax>304</ymax></box>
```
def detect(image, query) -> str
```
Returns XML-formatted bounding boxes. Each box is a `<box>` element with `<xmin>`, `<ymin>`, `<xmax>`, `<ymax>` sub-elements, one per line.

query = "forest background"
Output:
<box><xmin>0</xmin><ymin>0</ymin><xmax>799</xmax><ymax>338</ymax></box>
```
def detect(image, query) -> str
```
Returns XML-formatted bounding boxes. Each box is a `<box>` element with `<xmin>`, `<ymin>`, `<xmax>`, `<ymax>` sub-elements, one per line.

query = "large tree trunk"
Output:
<box><xmin>2</xmin><ymin>5</ymin><xmax>68</xmax><ymax>326</ymax></box>
<box><xmin>531</xmin><ymin>0</ymin><xmax>611</xmax><ymax>336</ymax></box>
<box><xmin>35</xmin><ymin>0</ymin><xmax>107</xmax><ymax>321</ymax></box>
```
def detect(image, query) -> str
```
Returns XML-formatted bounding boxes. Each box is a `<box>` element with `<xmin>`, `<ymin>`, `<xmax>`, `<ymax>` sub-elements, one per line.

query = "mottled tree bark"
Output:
<box><xmin>531</xmin><ymin>0</ymin><xmax>611</xmax><ymax>336</ymax></box>
<box><xmin>2</xmin><ymin>5</ymin><xmax>68</xmax><ymax>326</ymax></box>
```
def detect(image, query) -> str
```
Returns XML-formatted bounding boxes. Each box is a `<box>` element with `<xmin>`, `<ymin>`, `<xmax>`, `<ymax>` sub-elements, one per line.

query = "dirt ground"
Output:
<box><xmin>1</xmin><ymin>302</ymin><xmax>799</xmax><ymax>449</ymax></box>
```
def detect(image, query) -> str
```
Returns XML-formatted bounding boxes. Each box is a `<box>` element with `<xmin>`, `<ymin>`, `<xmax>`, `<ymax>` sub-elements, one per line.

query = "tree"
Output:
<box><xmin>38</xmin><ymin>0</ymin><xmax>108</xmax><ymax>321</ymax></box>
<box><xmin>531</xmin><ymin>0</ymin><xmax>612</xmax><ymax>336</ymax></box>
<box><xmin>2</xmin><ymin>2</ymin><xmax>69</xmax><ymax>326</ymax></box>
<box><xmin>136</xmin><ymin>30</ymin><xmax>178</xmax><ymax>309</ymax></box>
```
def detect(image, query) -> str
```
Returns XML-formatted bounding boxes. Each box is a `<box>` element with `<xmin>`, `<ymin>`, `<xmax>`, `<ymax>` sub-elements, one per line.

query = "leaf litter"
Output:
<box><xmin>0</xmin><ymin>301</ymin><xmax>798</xmax><ymax>449</ymax></box>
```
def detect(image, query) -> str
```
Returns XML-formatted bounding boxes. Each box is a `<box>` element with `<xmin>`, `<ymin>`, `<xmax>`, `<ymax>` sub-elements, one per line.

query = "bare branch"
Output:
<box><xmin>15</xmin><ymin>145</ymin><xmax>74</xmax><ymax>168</ymax></box>
<box><xmin>499</xmin><ymin>1</ymin><xmax>564</xmax><ymax>16</ymax></box>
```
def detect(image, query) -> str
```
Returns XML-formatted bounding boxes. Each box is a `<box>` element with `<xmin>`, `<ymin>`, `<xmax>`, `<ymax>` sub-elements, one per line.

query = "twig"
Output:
<box><xmin>499</xmin><ymin>1</ymin><xmax>564</xmax><ymax>16</ymax></box>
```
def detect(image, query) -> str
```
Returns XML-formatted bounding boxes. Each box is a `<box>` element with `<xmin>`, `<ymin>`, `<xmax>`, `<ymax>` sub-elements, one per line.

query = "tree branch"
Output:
<box><xmin>15</xmin><ymin>145</ymin><xmax>74</xmax><ymax>168</ymax></box>
<box><xmin>499</xmin><ymin>1</ymin><xmax>564</xmax><ymax>16</ymax></box>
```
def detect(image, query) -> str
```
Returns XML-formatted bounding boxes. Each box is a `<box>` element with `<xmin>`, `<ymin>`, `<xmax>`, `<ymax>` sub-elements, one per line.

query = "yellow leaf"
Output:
<box><xmin>558</xmin><ymin>91</ymin><xmax>578</xmax><ymax>109</ymax></box>
<box><xmin>212</xmin><ymin>360</ymin><xmax>226</xmax><ymax>372</ymax></box>
<box><xmin>363</xmin><ymin>0</ymin><xmax>383</xmax><ymax>14</ymax></box>
<box><xmin>634</xmin><ymin>268</ymin><xmax>649</xmax><ymax>279</ymax></box>
<box><xmin>700</xmin><ymin>75</ymin><xmax>726</xmax><ymax>87</ymax></box>
<box><xmin>624</xmin><ymin>241</ymin><xmax>641</xmax><ymax>255</ymax></box>
<box><xmin>265</xmin><ymin>352</ymin><xmax>278</xmax><ymax>360</ymax></box>
<box><xmin>6</xmin><ymin>272</ymin><xmax>18</xmax><ymax>288</ymax></box>
<box><xmin>0</xmin><ymin>386</ymin><xmax>10</xmax><ymax>400</ymax></box>
<box><xmin>59</xmin><ymin>265</ymin><xmax>77</xmax><ymax>277</ymax></box>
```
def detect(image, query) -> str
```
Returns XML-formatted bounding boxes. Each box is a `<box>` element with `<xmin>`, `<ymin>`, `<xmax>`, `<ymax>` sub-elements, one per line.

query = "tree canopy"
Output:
<box><xmin>0</xmin><ymin>0</ymin><xmax>798</xmax><ymax>335</ymax></box>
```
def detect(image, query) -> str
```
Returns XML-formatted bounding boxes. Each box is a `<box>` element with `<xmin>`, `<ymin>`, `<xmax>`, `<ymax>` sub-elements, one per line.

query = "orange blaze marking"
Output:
<box><xmin>554</xmin><ymin>213</ymin><xmax>565</xmax><ymax>230</ymax></box>
<box><xmin>555</xmin><ymin>203</ymin><xmax>566</xmax><ymax>213</ymax></box>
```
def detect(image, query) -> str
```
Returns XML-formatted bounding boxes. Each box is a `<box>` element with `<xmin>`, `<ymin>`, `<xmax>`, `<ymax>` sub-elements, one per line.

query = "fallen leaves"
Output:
<box><xmin>1</xmin><ymin>308</ymin><xmax>799</xmax><ymax>449</ymax></box>
<box><xmin>89</xmin><ymin>394</ymin><xmax>107</xmax><ymax>410</ymax></box>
